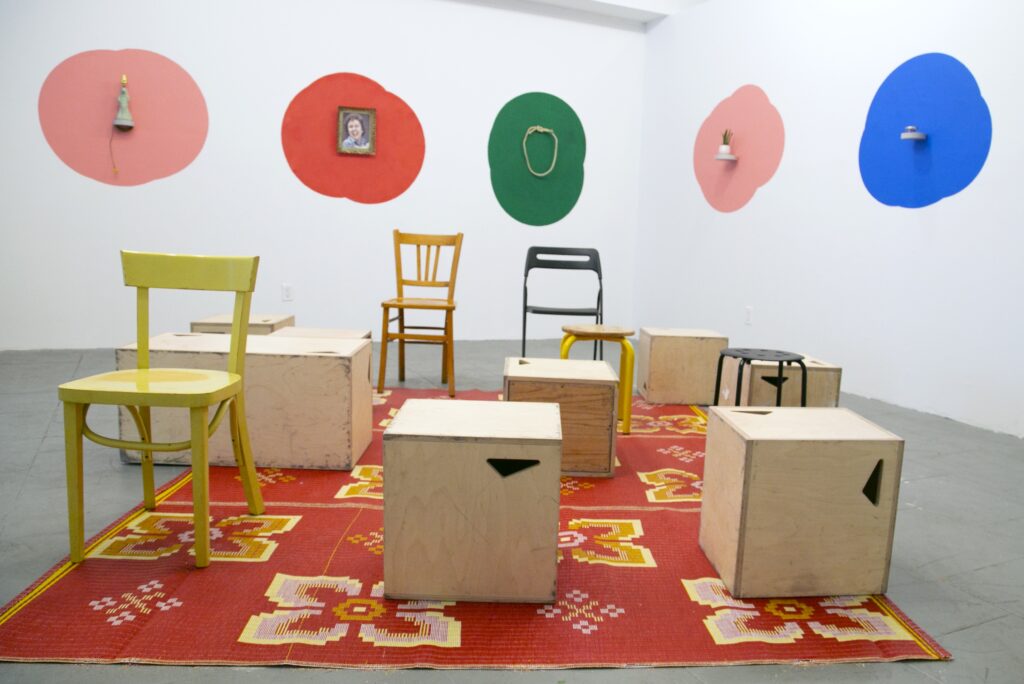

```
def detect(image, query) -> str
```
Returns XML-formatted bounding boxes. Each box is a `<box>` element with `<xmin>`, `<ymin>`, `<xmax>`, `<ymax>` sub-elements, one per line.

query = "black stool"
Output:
<box><xmin>712</xmin><ymin>348</ymin><xmax>808</xmax><ymax>407</ymax></box>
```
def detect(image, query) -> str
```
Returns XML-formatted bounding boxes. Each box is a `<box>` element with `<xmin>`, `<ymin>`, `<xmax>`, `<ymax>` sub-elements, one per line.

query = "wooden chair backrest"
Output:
<box><xmin>121</xmin><ymin>250</ymin><xmax>260</xmax><ymax>375</ymax></box>
<box><xmin>392</xmin><ymin>230</ymin><xmax>464</xmax><ymax>303</ymax></box>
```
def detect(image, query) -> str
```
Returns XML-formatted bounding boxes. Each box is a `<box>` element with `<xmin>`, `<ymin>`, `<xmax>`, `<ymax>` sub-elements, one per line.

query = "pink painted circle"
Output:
<box><xmin>38</xmin><ymin>49</ymin><xmax>208</xmax><ymax>186</ymax></box>
<box><xmin>693</xmin><ymin>85</ymin><xmax>784</xmax><ymax>212</ymax></box>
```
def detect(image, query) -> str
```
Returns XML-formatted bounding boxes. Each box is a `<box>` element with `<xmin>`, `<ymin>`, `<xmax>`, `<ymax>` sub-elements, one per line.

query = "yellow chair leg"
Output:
<box><xmin>559</xmin><ymin>334</ymin><xmax>577</xmax><ymax>359</ymax></box>
<box><xmin>445</xmin><ymin>311</ymin><xmax>456</xmax><ymax>397</ymax></box>
<box><xmin>230</xmin><ymin>394</ymin><xmax>264</xmax><ymax>515</ymax></box>
<box><xmin>64</xmin><ymin>402</ymin><xmax>85</xmax><ymax>563</ymax></box>
<box><xmin>190</xmin><ymin>406</ymin><xmax>211</xmax><ymax>568</ymax></box>
<box><xmin>139</xmin><ymin>406</ymin><xmax>155</xmax><ymax>510</ymax></box>
<box><xmin>618</xmin><ymin>338</ymin><xmax>634</xmax><ymax>435</ymax></box>
<box><xmin>377</xmin><ymin>307</ymin><xmax>390</xmax><ymax>394</ymax></box>
<box><xmin>398</xmin><ymin>310</ymin><xmax>406</xmax><ymax>382</ymax></box>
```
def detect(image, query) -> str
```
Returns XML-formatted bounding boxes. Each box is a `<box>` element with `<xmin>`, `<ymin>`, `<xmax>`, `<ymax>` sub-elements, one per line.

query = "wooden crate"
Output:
<box><xmin>637</xmin><ymin>328</ymin><xmax>727</xmax><ymax>405</ymax></box>
<box><xmin>269</xmin><ymin>326</ymin><xmax>371</xmax><ymax>339</ymax></box>
<box><xmin>116</xmin><ymin>333</ymin><xmax>372</xmax><ymax>469</ymax></box>
<box><xmin>503</xmin><ymin>357</ymin><xmax>617</xmax><ymax>477</ymax></box>
<box><xmin>699</xmin><ymin>406</ymin><xmax>904</xmax><ymax>598</ymax></box>
<box><xmin>190</xmin><ymin>313</ymin><xmax>295</xmax><ymax>335</ymax></box>
<box><xmin>383</xmin><ymin>399</ymin><xmax>562</xmax><ymax>602</ymax></box>
<box><xmin>716</xmin><ymin>354</ymin><xmax>841</xmax><ymax>407</ymax></box>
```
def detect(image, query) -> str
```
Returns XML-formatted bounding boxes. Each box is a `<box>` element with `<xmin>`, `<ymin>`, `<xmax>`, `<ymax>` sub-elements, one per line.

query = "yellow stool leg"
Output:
<box><xmin>64</xmin><ymin>402</ymin><xmax>85</xmax><ymax>563</ymax></box>
<box><xmin>618</xmin><ymin>338</ymin><xmax>634</xmax><ymax>434</ymax></box>
<box><xmin>560</xmin><ymin>334</ymin><xmax>578</xmax><ymax>359</ymax></box>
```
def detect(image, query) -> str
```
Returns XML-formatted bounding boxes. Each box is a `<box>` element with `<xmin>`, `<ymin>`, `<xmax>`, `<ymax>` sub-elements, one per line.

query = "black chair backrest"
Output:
<box><xmin>524</xmin><ymin>247</ymin><xmax>602</xmax><ymax>278</ymax></box>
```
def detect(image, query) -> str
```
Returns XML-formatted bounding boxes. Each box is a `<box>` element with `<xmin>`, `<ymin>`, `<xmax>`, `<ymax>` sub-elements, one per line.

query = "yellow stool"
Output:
<box><xmin>560</xmin><ymin>324</ymin><xmax>634</xmax><ymax>434</ymax></box>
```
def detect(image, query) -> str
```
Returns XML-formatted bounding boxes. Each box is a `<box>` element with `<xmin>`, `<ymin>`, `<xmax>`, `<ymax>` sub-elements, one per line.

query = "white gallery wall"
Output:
<box><xmin>635</xmin><ymin>0</ymin><xmax>1024</xmax><ymax>436</ymax></box>
<box><xmin>0</xmin><ymin>0</ymin><xmax>643</xmax><ymax>348</ymax></box>
<box><xmin>2</xmin><ymin>0</ymin><xmax>1021</xmax><ymax>438</ymax></box>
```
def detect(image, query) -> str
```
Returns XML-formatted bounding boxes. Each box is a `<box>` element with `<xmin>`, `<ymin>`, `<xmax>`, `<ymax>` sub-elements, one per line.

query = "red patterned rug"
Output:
<box><xmin>0</xmin><ymin>389</ymin><xmax>949</xmax><ymax>668</ymax></box>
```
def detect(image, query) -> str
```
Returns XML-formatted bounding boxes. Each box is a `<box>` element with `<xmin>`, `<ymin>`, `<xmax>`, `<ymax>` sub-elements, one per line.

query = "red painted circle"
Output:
<box><xmin>281</xmin><ymin>73</ymin><xmax>425</xmax><ymax>203</ymax></box>
<box><xmin>38</xmin><ymin>49</ymin><xmax>208</xmax><ymax>186</ymax></box>
<box><xmin>693</xmin><ymin>85</ymin><xmax>785</xmax><ymax>212</ymax></box>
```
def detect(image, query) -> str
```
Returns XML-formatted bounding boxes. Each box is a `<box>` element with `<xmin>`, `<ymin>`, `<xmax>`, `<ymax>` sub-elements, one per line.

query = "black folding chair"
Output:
<box><xmin>522</xmin><ymin>247</ymin><xmax>603</xmax><ymax>359</ymax></box>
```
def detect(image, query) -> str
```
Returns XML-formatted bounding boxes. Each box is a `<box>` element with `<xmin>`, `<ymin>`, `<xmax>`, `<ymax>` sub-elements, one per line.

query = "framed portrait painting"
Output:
<box><xmin>338</xmin><ymin>107</ymin><xmax>376</xmax><ymax>155</ymax></box>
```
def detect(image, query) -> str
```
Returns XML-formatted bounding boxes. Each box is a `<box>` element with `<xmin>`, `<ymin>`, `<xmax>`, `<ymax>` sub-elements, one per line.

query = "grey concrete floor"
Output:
<box><xmin>1</xmin><ymin>340</ymin><xmax>1022</xmax><ymax>683</ymax></box>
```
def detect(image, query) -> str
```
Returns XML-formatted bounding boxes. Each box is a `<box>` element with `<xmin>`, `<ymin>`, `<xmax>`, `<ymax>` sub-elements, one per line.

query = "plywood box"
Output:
<box><xmin>699</xmin><ymin>406</ymin><xmax>904</xmax><ymax>598</ymax></box>
<box><xmin>117</xmin><ymin>333</ymin><xmax>371</xmax><ymax>469</ymax></box>
<box><xmin>637</xmin><ymin>328</ymin><xmax>728</xmax><ymax>405</ymax></box>
<box><xmin>383</xmin><ymin>399</ymin><xmax>562</xmax><ymax>602</ymax></box>
<box><xmin>717</xmin><ymin>354</ymin><xmax>841</xmax><ymax>407</ymax></box>
<box><xmin>190</xmin><ymin>313</ymin><xmax>295</xmax><ymax>335</ymax></box>
<box><xmin>503</xmin><ymin>357</ymin><xmax>617</xmax><ymax>477</ymax></box>
<box><xmin>269</xmin><ymin>326</ymin><xmax>371</xmax><ymax>339</ymax></box>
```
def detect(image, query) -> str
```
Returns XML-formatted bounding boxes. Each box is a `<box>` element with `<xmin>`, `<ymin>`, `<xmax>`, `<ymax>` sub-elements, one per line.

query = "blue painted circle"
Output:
<box><xmin>859</xmin><ymin>53</ymin><xmax>991</xmax><ymax>208</ymax></box>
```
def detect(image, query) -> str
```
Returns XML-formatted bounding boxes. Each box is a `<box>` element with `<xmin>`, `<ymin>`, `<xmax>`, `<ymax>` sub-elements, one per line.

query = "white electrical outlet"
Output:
<box><xmin>745</xmin><ymin>305</ymin><xmax>753</xmax><ymax>326</ymax></box>
<box><xmin>281</xmin><ymin>283</ymin><xmax>294</xmax><ymax>302</ymax></box>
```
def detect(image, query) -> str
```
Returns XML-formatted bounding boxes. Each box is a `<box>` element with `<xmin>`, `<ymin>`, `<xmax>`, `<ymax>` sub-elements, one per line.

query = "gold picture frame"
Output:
<box><xmin>338</xmin><ymin>107</ymin><xmax>376</xmax><ymax>156</ymax></box>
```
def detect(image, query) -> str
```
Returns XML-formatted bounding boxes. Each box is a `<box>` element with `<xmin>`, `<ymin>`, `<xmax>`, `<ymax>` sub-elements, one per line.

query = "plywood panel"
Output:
<box><xmin>190</xmin><ymin>313</ymin><xmax>295</xmax><ymax>335</ymax></box>
<box><xmin>117</xmin><ymin>333</ymin><xmax>371</xmax><ymax>469</ymax></box>
<box><xmin>503</xmin><ymin>358</ymin><xmax>616</xmax><ymax>476</ymax></box>
<box><xmin>698</xmin><ymin>407</ymin><xmax>903</xmax><ymax>598</ymax></box>
<box><xmin>637</xmin><ymin>328</ymin><xmax>727</xmax><ymax>405</ymax></box>
<box><xmin>383</xmin><ymin>399</ymin><xmax>561</xmax><ymax>602</ymax></box>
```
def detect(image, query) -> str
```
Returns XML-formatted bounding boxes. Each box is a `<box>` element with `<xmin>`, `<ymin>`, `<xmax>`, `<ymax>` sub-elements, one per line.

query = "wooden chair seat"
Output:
<box><xmin>381</xmin><ymin>297</ymin><xmax>457</xmax><ymax>311</ymax></box>
<box><xmin>562</xmin><ymin>324</ymin><xmax>635</xmax><ymax>339</ymax></box>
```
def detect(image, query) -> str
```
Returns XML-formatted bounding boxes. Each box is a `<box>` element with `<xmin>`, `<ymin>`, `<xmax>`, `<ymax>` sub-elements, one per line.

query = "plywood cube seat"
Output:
<box><xmin>717</xmin><ymin>353</ymin><xmax>841</xmax><ymax>407</ymax></box>
<box><xmin>383</xmin><ymin>399</ymin><xmax>562</xmax><ymax>602</ymax></box>
<box><xmin>117</xmin><ymin>333</ymin><xmax>371</xmax><ymax>469</ymax></box>
<box><xmin>269</xmin><ymin>326</ymin><xmax>371</xmax><ymax>339</ymax></box>
<box><xmin>190</xmin><ymin>313</ymin><xmax>295</xmax><ymax>335</ymax></box>
<box><xmin>503</xmin><ymin>357</ymin><xmax>617</xmax><ymax>477</ymax></box>
<box><xmin>637</xmin><ymin>328</ymin><xmax>728</xmax><ymax>405</ymax></box>
<box><xmin>699</xmin><ymin>407</ymin><xmax>904</xmax><ymax>598</ymax></box>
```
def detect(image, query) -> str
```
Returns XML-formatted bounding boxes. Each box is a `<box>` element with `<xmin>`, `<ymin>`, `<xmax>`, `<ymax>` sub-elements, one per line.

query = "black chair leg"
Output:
<box><xmin>734</xmin><ymin>359</ymin><xmax>746</xmax><ymax>407</ymax></box>
<box><xmin>712</xmin><ymin>353</ymin><xmax>726</xmax><ymax>406</ymax></box>
<box><xmin>797</xmin><ymin>360</ymin><xmax>808</xmax><ymax>406</ymax></box>
<box><xmin>522</xmin><ymin>310</ymin><xmax>527</xmax><ymax>357</ymax></box>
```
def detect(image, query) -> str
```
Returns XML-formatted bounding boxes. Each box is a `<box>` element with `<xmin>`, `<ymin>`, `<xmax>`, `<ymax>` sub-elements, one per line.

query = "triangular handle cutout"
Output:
<box><xmin>760</xmin><ymin>376</ymin><xmax>789</xmax><ymax>388</ymax></box>
<box><xmin>734</xmin><ymin>410</ymin><xmax>773</xmax><ymax>416</ymax></box>
<box><xmin>487</xmin><ymin>458</ymin><xmax>540</xmax><ymax>477</ymax></box>
<box><xmin>862</xmin><ymin>459</ymin><xmax>883</xmax><ymax>506</ymax></box>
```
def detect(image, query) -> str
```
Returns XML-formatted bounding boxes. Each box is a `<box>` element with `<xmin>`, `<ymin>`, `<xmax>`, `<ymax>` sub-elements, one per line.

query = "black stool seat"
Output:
<box><xmin>713</xmin><ymin>348</ymin><xmax>808</xmax><ymax>407</ymax></box>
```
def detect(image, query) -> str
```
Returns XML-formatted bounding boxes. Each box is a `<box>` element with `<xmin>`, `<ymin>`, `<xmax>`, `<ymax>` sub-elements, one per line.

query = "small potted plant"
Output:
<box><xmin>719</xmin><ymin>129</ymin><xmax>733</xmax><ymax>156</ymax></box>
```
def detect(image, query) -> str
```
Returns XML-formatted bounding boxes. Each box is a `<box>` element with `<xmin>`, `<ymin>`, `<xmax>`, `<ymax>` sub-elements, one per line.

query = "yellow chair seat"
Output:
<box><xmin>59</xmin><ymin>369</ymin><xmax>241</xmax><ymax>408</ymax></box>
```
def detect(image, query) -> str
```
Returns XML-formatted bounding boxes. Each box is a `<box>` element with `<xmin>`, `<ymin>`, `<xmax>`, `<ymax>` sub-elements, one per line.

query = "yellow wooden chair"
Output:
<box><xmin>378</xmin><ymin>229</ymin><xmax>464</xmax><ymax>397</ymax></box>
<box><xmin>58</xmin><ymin>251</ymin><xmax>265</xmax><ymax>568</ymax></box>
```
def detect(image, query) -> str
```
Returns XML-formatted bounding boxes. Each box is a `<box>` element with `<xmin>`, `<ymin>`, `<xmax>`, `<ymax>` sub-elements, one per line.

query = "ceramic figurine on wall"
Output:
<box><xmin>113</xmin><ymin>74</ymin><xmax>134</xmax><ymax>131</ymax></box>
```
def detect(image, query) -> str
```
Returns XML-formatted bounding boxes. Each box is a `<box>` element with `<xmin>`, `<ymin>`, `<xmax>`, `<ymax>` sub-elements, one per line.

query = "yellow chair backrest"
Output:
<box><xmin>392</xmin><ymin>230</ymin><xmax>463</xmax><ymax>303</ymax></box>
<box><xmin>120</xmin><ymin>251</ymin><xmax>260</xmax><ymax>375</ymax></box>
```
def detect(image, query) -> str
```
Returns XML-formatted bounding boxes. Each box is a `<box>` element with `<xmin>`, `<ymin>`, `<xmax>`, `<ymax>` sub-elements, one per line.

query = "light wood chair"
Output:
<box><xmin>378</xmin><ymin>230</ymin><xmax>464</xmax><ymax>397</ymax></box>
<box><xmin>58</xmin><ymin>251</ymin><xmax>265</xmax><ymax>568</ymax></box>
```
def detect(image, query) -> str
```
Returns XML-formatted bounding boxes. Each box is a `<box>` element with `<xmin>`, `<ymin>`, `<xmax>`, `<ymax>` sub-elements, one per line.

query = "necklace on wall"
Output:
<box><xmin>522</xmin><ymin>125</ymin><xmax>558</xmax><ymax>177</ymax></box>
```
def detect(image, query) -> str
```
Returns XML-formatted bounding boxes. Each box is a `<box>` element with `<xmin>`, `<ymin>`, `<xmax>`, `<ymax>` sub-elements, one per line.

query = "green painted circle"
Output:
<box><xmin>488</xmin><ymin>92</ymin><xmax>586</xmax><ymax>226</ymax></box>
